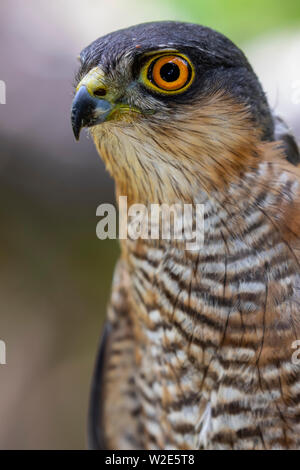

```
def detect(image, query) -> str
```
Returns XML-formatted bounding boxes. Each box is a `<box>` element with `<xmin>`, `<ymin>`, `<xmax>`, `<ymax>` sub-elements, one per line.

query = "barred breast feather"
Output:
<box><xmin>91</xmin><ymin>148</ymin><xmax>300</xmax><ymax>450</ymax></box>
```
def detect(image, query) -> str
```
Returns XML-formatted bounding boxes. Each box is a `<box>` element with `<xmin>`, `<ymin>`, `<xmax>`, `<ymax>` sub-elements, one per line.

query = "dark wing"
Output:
<box><xmin>274</xmin><ymin>115</ymin><xmax>300</xmax><ymax>166</ymax></box>
<box><xmin>88</xmin><ymin>260</ymin><xmax>143</xmax><ymax>450</ymax></box>
<box><xmin>88</xmin><ymin>322</ymin><xmax>111</xmax><ymax>450</ymax></box>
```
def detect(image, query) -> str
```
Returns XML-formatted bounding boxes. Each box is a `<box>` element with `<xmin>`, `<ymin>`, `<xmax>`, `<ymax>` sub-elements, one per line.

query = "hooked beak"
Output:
<box><xmin>71</xmin><ymin>67</ymin><xmax>115</xmax><ymax>141</ymax></box>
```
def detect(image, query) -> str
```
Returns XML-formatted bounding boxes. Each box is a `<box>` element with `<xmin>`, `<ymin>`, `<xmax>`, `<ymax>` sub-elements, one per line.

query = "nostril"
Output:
<box><xmin>93</xmin><ymin>88</ymin><xmax>107</xmax><ymax>97</ymax></box>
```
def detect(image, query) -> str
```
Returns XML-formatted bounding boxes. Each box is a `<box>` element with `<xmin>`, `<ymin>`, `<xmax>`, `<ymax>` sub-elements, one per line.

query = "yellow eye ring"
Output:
<box><xmin>140</xmin><ymin>53</ymin><xmax>195</xmax><ymax>94</ymax></box>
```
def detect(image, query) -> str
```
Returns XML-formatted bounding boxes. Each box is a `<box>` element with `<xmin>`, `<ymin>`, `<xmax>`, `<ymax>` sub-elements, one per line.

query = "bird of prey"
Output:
<box><xmin>71</xmin><ymin>21</ymin><xmax>300</xmax><ymax>450</ymax></box>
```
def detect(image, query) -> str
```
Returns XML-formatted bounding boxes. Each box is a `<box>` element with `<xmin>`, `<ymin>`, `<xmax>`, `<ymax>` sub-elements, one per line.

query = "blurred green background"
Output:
<box><xmin>174</xmin><ymin>0</ymin><xmax>300</xmax><ymax>42</ymax></box>
<box><xmin>0</xmin><ymin>0</ymin><xmax>299</xmax><ymax>449</ymax></box>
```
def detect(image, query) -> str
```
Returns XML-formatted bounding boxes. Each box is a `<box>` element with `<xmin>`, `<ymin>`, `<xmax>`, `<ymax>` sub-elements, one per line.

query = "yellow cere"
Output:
<box><xmin>76</xmin><ymin>67</ymin><xmax>107</xmax><ymax>97</ymax></box>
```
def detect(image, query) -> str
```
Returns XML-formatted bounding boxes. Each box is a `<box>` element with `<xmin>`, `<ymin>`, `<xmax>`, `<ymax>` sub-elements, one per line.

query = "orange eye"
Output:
<box><xmin>142</xmin><ymin>53</ymin><xmax>194</xmax><ymax>93</ymax></box>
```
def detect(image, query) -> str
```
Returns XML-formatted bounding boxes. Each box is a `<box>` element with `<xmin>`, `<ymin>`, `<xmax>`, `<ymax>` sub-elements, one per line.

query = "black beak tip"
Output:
<box><xmin>73</xmin><ymin>125</ymin><xmax>81</xmax><ymax>141</ymax></box>
<box><xmin>71</xmin><ymin>110</ymin><xmax>82</xmax><ymax>141</ymax></box>
<box><xmin>71</xmin><ymin>87</ymin><xmax>88</xmax><ymax>141</ymax></box>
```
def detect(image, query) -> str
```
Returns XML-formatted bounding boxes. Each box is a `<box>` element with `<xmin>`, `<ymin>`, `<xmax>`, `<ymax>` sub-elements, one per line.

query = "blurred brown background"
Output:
<box><xmin>0</xmin><ymin>0</ymin><xmax>299</xmax><ymax>449</ymax></box>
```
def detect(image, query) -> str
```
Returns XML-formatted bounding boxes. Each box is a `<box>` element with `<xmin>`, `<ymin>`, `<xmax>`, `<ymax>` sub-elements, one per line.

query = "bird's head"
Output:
<box><xmin>72</xmin><ymin>22</ymin><xmax>275</xmax><ymax>203</ymax></box>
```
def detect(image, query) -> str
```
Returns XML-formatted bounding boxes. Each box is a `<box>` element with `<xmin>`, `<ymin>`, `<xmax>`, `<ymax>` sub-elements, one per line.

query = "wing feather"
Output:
<box><xmin>88</xmin><ymin>260</ymin><xmax>142</xmax><ymax>450</ymax></box>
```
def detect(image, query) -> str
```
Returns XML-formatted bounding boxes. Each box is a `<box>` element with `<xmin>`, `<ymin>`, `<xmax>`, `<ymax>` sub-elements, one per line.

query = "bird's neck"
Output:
<box><xmin>91</xmin><ymin>91</ymin><xmax>300</xmax><ymax>252</ymax></box>
<box><xmin>92</xmin><ymin>93</ymin><xmax>272</xmax><ymax>206</ymax></box>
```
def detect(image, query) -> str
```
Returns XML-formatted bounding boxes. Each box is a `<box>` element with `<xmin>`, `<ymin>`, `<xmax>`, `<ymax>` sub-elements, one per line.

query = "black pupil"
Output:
<box><xmin>159</xmin><ymin>62</ymin><xmax>180</xmax><ymax>82</ymax></box>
